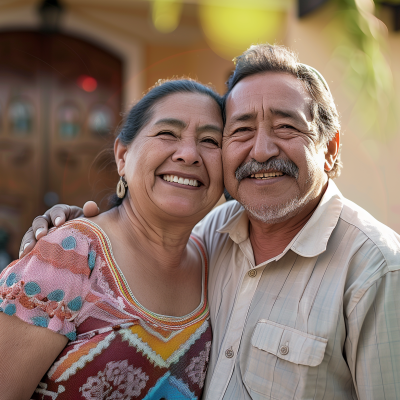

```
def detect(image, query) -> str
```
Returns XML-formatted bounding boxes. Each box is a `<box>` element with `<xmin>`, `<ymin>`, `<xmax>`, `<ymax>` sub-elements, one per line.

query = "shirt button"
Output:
<box><xmin>280</xmin><ymin>345</ymin><xmax>289</xmax><ymax>355</ymax></box>
<box><xmin>225</xmin><ymin>348</ymin><xmax>234</xmax><ymax>358</ymax></box>
<box><xmin>248</xmin><ymin>269</ymin><xmax>257</xmax><ymax>278</ymax></box>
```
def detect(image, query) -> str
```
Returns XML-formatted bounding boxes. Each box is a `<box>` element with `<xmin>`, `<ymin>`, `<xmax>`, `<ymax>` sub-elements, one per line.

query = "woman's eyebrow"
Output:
<box><xmin>154</xmin><ymin>118</ymin><xmax>186</xmax><ymax>129</ymax></box>
<box><xmin>196</xmin><ymin>124</ymin><xmax>222</xmax><ymax>134</ymax></box>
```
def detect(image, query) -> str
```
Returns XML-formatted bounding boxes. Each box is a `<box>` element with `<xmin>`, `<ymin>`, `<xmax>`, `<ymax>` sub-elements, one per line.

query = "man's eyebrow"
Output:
<box><xmin>229</xmin><ymin>112</ymin><xmax>257</xmax><ymax>124</ymax></box>
<box><xmin>270</xmin><ymin>108</ymin><xmax>305</xmax><ymax>122</ymax></box>
<box><xmin>154</xmin><ymin>118</ymin><xmax>187</xmax><ymax>129</ymax></box>
<box><xmin>196</xmin><ymin>124</ymin><xmax>222</xmax><ymax>134</ymax></box>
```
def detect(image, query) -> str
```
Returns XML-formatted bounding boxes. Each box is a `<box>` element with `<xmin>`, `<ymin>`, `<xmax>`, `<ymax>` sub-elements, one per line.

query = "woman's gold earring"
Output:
<box><xmin>116</xmin><ymin>176</ymin><xmax>128</xmax><ymax>199</ymax></box>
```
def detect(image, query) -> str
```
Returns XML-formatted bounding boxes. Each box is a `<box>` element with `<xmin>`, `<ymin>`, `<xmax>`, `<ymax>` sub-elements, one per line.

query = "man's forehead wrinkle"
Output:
<box><xmin>262</xmin><ymin>98</ymin><xmax>266</xmax><ymax>120</ymax></box>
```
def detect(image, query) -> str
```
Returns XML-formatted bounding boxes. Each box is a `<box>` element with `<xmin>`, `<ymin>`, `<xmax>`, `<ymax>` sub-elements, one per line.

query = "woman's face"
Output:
<box><xmin>116</xmin><ymin>92</ymin><xmax>224</xmax><ymax>223</ymax></box>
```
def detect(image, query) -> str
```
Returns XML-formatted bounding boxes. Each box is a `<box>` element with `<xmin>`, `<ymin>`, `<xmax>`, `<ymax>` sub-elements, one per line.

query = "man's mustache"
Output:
<box><xmin>235</xmin><ymin>158</ymin><xmax>299</xmax><ymax>182</ymax></box>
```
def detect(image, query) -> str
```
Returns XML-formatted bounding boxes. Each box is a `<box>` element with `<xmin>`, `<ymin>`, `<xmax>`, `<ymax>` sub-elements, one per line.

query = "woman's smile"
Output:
<box><xmin>161</xmin><ymin>173</ymin><xmax>201</xmax><ymax>188</ymax></box>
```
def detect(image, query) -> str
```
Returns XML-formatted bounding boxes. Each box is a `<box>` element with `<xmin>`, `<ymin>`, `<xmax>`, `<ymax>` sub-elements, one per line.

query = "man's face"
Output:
<box><xmin>223</xmin><ymin>72</ymin><xmax>335</xmax><ymax>224</ymax></box>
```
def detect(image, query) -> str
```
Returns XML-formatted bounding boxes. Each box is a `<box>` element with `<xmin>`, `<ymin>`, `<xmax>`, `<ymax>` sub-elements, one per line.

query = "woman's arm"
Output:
<box><xmin>0</xmin><ymin>313</ymin><xmax>68</xmax><ymax>400</ymax></box>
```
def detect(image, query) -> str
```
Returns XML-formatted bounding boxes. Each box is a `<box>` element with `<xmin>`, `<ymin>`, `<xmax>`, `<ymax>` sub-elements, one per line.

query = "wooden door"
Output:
<box><xmin>0</xmin><ymin>31</ymin><xmax>123</xmax><ymax>259</ymax></box>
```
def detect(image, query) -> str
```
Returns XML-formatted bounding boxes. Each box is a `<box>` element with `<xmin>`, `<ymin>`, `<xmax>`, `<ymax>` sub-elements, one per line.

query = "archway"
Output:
<box><xmin>0</xmin><ymin>31</ymin><xmax>123</xmax><ymax>258</ymax></box>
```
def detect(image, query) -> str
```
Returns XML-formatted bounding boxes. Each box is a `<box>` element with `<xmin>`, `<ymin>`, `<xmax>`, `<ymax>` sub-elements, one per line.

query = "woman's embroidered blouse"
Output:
<box><xmin>0</xmin><ymin>219</ymin><xmax>211</xmax><ymax>400</ymax></box>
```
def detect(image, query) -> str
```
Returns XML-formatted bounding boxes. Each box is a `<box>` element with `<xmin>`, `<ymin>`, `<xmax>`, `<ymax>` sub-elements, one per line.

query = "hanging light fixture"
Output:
<box><xmin>37</xmin><ymin>0</ymin><xmax>64</xmax><ymax>33</ymax></box>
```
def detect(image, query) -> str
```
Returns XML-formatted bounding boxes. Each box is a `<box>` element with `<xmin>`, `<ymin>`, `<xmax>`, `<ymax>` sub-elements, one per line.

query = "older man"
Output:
<box><xmin>21</xmin><ymin>45</ymin><xmax>400</xmax><ymax>399</ymax></box>
<box><xmin>191</xmin><ymin>44</ymin><xmax>400</xmax><ymax>400</ymax></box>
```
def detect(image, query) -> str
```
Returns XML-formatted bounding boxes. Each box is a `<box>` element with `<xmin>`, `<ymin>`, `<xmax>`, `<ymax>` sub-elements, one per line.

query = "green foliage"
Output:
<box><xmin>332</xmin><ymin>0</ymin><xmax>398</xmax><ymax>140</ymax></box>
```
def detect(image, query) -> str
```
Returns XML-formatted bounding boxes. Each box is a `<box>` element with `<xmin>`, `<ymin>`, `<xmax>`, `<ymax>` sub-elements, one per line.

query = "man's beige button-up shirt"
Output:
<box><xmin>193</xmin><ymin>180</ymin><xmax>400</xmax><ymax>400</ymax></box>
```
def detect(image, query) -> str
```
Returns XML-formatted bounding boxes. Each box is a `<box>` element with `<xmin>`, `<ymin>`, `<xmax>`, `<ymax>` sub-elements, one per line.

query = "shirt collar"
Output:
<box><xmin>217</xmin><ymin>179</ymin><xmax>344</xmax><ymax>258</ymax></box>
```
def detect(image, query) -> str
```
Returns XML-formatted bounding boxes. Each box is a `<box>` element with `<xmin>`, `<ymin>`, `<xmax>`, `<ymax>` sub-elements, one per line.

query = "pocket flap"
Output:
<box><xmin>251</xmin><ymin>320</ymin><xmax>328</xmax><ymax>367</ymax></box>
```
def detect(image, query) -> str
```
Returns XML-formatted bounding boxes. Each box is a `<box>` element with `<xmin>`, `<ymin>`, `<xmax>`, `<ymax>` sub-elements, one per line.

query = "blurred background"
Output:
<box><xmin>0</xmin><ymin>0</ymin><xmax>399</xmax><ymax>263</ymax></box>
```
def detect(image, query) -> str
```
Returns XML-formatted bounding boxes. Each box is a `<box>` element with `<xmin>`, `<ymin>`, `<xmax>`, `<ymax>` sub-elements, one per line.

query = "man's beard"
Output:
<box><xmin>242</xmin><ymin>194</ymin><xmax>309</xmax><ymax>224</ymax></box>
<box><xmin>235</xmin><ymin>158</ymin><xmax>313</xmax><ymax>224</ymax></box>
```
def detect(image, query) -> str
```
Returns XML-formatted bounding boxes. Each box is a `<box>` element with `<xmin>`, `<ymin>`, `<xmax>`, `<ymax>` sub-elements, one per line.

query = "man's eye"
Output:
<box><xmin>232</xmin><ymin>127</ymin><xmax>251</xmax><ymax>134</ymax></box>
<box><xmin>278</xmin><ymin>125</ymin><xmax>295</xmax><ymax>130</ymax></box>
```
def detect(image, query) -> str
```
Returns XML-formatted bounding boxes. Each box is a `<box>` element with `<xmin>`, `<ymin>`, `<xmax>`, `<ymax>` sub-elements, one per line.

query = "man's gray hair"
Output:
<box><xmin>223</xmin><ymin>44</ymin><xmax>342</xmax><ymax>179</ymax></box>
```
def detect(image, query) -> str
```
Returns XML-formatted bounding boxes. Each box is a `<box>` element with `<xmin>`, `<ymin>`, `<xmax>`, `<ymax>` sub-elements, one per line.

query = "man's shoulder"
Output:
<box><xmin>197</xmin><ymin>200</ymin><xmax>244</xmax><ymax>231</ymax></box>
<box><xmin>192</xmin><ymin>201</ymin><xmax>244</xmax><ymax>251</ymax></box>
<box><xmin>339</xmin><ymin>197</ymin><xmax>400</xmax><ymax>270</ymax></box>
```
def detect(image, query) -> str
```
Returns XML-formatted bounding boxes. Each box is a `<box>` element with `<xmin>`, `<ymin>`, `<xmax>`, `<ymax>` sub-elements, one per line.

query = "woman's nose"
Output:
<box><xmin>171</xmin><ymin>140</ymin><xmax>202</xmax><ymax>166</ymax></box>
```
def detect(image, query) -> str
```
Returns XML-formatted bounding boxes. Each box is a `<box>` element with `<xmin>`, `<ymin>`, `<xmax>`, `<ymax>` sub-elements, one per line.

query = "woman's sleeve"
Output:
<box><xmin>0</xmin><ymin>222</ymin><xmax>93</xmax><ymax>341</ymax></box>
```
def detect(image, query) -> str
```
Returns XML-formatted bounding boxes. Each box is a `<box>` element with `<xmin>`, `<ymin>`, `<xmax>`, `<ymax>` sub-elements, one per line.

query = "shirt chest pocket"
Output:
<box><xmin>244</xmin><ymin>320</ymin><xmax>328</xmax><ymax>400</ymax></box>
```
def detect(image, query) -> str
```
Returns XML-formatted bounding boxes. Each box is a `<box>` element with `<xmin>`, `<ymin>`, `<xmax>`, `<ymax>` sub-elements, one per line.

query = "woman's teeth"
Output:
<box><xmin>250</xmin><ymin>172</ymin><xmax>284</xmax><ymax>179</ymax></box>
<box><xmin>163</xmin><ymin>175</ymin><xmax>199</xmax><ymax>187</ymax></box>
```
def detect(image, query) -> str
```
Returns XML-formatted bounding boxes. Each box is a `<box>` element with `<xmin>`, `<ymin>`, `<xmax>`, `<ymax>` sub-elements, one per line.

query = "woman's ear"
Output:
<box><xmin>114</xmin><ymin>138</ymin><xmax>128</xmax><ymax>176</ymax></box>
<box><xmin>324</xmin><ymin>130</ymin><xmax>340</xmax><ymax>172</ymax></box>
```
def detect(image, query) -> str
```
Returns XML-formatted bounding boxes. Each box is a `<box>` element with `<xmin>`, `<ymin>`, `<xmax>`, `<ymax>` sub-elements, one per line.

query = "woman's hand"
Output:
<box><xmin>19</xmin><ymin>201</ymin><xmax>100</xmax><ymax>258</ymax></box>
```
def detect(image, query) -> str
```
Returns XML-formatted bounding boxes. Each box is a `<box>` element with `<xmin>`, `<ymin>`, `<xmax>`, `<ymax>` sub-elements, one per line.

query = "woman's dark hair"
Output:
<box><xmin>109</xmin><ymin>78</ymin><xmax>223</xmax><ymax>208</ymax></box>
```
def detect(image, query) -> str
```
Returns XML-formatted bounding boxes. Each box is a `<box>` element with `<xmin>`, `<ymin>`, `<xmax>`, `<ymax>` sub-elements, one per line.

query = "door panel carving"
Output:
<box><xmin>0</xmin><ymin>31</ymin><xmax>122</xmax><ymax>258</ymax></box>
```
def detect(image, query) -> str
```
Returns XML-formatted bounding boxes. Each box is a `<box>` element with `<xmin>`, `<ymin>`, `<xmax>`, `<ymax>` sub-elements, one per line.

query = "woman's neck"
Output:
<box><xmin>89</xmin><ymin>196</ymin><xmax>204</xmax><ymax>317</ymax></box>
<box><xmin>93</xmin><ymin>195</ymin><xmax>197</xmax><ymax>273</ymax></box>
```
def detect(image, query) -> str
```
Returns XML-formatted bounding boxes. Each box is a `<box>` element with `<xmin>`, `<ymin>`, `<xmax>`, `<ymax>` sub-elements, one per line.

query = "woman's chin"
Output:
<box><xmin>158</xmin><ymin>200</ymin><xmax>213</xmax><ymax>222</ymax></box>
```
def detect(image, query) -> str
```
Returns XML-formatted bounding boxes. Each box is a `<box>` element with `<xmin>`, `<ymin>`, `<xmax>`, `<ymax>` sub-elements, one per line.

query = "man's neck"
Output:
<box><xmin>248</xmin><ymin>193</ymin><xmax>324</xmax><ymax>265</ymax></box>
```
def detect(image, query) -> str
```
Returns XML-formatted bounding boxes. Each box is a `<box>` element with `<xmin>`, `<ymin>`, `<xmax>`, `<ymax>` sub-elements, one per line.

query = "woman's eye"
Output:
<box><xmin>156</xmin><ymin>131</ymin><xmax>175</xmax><ymax>137</ymax></box>
<box><xmin>202</xmin><ymin>138</ymin><xmax>220</xmax><ymax>146</ymax></box>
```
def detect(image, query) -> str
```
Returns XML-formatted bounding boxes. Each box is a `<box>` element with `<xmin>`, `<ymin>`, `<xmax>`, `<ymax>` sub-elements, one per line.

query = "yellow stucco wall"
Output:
<box><xmin>1</xmin><ymin>0</ymin><xmax>399</xmax><ymax>233</ymax></box>
<box><xmin>286</xmin><ymin>2</ymin><xmax>400</xmax><ymax>233</ymax></box>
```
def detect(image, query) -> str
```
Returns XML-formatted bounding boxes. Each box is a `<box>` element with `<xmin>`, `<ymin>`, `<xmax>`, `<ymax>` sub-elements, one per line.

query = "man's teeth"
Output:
<box><xmin>250</xmin><ymin>172</ymin><xmax>284</xmax><ymax>179</ymax></box>
<box><xmin>162</xmin><ymin>175</ymin><xmax>199</xmax><ymax>187</ymax></box>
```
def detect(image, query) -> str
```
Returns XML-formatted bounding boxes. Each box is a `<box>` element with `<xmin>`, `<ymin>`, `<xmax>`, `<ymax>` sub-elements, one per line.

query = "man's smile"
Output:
<box><xmin>250</xmin><ymin>171</ymin><xmax>284</xmax><ymax>179</ymax></box>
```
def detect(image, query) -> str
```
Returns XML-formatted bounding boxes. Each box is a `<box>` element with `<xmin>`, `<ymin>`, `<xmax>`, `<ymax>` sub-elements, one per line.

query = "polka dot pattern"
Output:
<box><xmin>6</xmin><ymin>273</ymin><xmax>18</xmax><ymax>287</ymax></box>
<box><xmin>88</xmin><ymin>250</ymin><xmax>96</xmax><ymax>271</ymax></box>
<box><xmin>65</xmin><ymin>331</ymin><xmax>77</xmax><ymax>341</ymax></box>
<box><xmin>32</xmin><ymin>316</ymin><xmax>49</xmax><ymax>328</ymax></box>
<box><xmin>62</xmin><ymin>236</ymin><xmax>76</xmax><ymax>250</ymax></box>
<box><xmin>48</xmin><ymin>289</ymin><xmax>65</xmax><ymax>302</ymax></box>
<box><xmin>68</xmin><ymin>296</ymin><xmax>82</xmax><ymax>311</ymax></box>
<box><xmin>4</xmin><ymin>304</ymin><xmax>16</xmax><ymax>316</ymax></box>
<box><xmin>25</xmin><ymin>282</ymin><xmax>41</xmax><ymax>296</ymax></box>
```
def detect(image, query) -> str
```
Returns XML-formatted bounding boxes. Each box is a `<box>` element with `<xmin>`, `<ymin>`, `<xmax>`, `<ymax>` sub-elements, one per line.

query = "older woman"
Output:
<box><xmin>0</xmin><ymin>79</ymin><xmax>224</xmax><ymax>400</ymax></box>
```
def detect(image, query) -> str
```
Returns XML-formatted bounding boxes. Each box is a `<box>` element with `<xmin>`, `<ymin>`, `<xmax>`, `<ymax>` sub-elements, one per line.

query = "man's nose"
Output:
<box><xmin>249</xmin><ymin>129</ymin><xmax>279</xmax><ymax>163</ymax></box>
<box><xmin>171</xmin><ymin>139</ymin><xmax>202</xmax><ymax>166</ymax></box>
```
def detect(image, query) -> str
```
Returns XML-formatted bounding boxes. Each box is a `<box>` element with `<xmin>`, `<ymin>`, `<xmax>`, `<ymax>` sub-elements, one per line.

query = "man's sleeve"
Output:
<box><xmin>345</xmin><ymin>266</ymin><xmax>400</xmax><ymax>399</ymax></box>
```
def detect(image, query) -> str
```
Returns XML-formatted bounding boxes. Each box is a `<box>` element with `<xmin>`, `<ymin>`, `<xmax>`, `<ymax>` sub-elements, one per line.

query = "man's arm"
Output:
<box><xmin>345</xmin><ymin>269</ymin><xmax>400</xmax><ymax>399</ymax></box>
<box><xmin>19</xmin><ymin>202</ymin><xmax>99</xmax><ymax>258</ymax></box>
